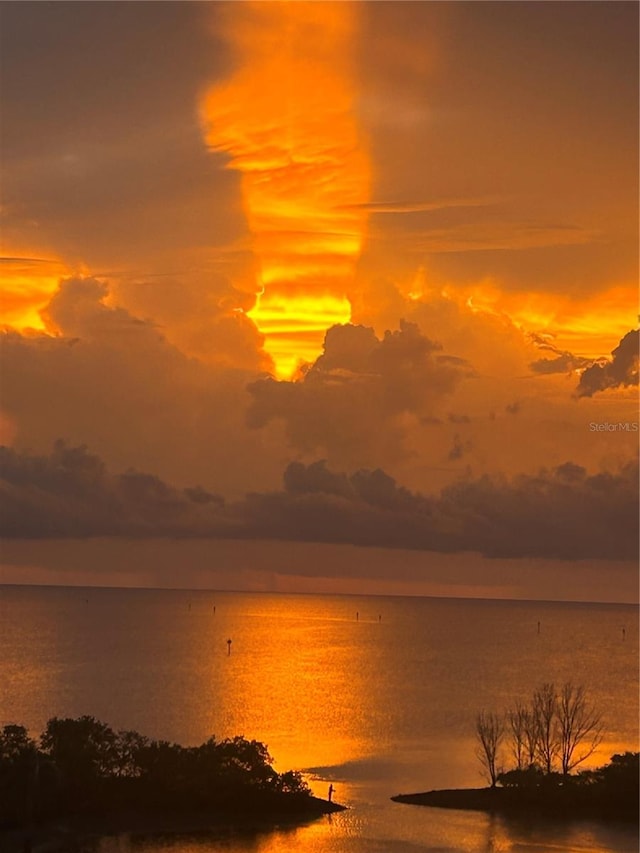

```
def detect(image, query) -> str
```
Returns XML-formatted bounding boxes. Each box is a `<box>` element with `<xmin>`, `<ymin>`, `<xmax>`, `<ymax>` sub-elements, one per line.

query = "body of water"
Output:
<box><xmin>1</xmin><ymin>585</ymin><xmax>638</xmax><ymax>852</ymax></box>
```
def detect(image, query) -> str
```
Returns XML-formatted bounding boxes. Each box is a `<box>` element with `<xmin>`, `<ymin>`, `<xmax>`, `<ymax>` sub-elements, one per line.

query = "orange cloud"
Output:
<box><xmin>0</xmin><ymin>257</ymin><xmax>71</xmax><ymax>331</ymax></box>
<box><xmin>455</xmin><ymin>282</ymin><xmax>638</xmax><ymax>359</ymax></box>
<box><xmin>201</xmin><ymin>2</ymin><xmax>370</xmax><ymax>377</ymax></box>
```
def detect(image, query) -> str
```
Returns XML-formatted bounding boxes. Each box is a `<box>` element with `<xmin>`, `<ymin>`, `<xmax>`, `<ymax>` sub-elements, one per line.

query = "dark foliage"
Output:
<box><xmin>0</xmin><ymin>717</ymin><xmax>312</xmax><ymax>830</ymax></box>
<box><xmin>395</xmin><ymin>752</ymin><xmax>639</xmax><ymax>824</ymax></box>
<box><xmin>495</xmin><ymin>752</ymin><xmax>639</xmax><ymax>822</ymax></box>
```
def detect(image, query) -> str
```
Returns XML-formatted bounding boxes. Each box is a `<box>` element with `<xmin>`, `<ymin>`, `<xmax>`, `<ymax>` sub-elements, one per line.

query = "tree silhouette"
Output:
<box><xmin>507</xmin><ymin>701</ymin><xmax>530</xmax><ymax>771</ymax></box>
<box><xmin>1</xmin><ymin>717</ymin><xmax>323</xmax><ymax>830</ymax></box>
<box><xmin>0</xmin><ymin>725</ymin><xmax>38</xmax><ymax>822</ymax></box>
<box><xmin>41</xmin><ymin>716</ymin><xmax>117</xmax><ymax>781</ymax></box>
<box><xmin>532</xmin><ymin>683</ymin><xmax>558</xmax><ymax>773</ymax></box>
<box><xmin>475</xmin><ymin>710</ymin><xmax>504</xmax><ymax>787</ymax></box>
<box><xmin>113</xmin><ymin>729</ymin><xmax>148</xmax><ymax>778</ymax></box>
<box><xmin>557</xmin><ymin>683</ymin><xmax>603</xmax><ymax>774</ymax></box>
<box><xmin>481</xmin><ymin>682</ymin><xmax>604</xmax><ymax>781</ymax></box>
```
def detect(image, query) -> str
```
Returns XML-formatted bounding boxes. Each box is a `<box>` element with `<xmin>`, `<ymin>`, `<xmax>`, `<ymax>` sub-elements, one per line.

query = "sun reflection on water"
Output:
<box><xmin>2</xmin><ymin>588</ymin><xmax>638</xmax><ymax>853</ymax></box>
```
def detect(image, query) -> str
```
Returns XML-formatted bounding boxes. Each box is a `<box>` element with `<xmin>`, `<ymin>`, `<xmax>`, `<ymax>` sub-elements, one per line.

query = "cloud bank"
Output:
<box><xmin>0</xmin><ymin>441</ymin><xmax>227</xmax><ymax>538</ymax></box>
<box><xmin>2</xmin><ymin>444</ymin><xmax>636</xmax><ymax>561</ymax></box>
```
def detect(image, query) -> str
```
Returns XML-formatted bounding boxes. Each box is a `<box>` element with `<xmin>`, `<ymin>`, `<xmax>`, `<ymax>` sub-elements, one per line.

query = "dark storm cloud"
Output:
<box><xmin>436</xmin><ymin>460</ymin><xmax>638</xmax><ymax>560</ymax></box>
<box><xmin>248</xmin><ymin>458</ymin><xmax>637</xmax><ymax>560</ymax></box>
<box><xmin>576</xmin><ymin>330</ymin><xmax>639</xmax><ymax>397</ymax></box>
<box><xmin>0</xmin><ymin>441</ymin><xmax>226</xmax><ymax>539</ymax></box>
<box><xmin>2</xmin><ymin>445</ymin><xmax>636</xmax><ymax>561</ymax></box>
<box><xmin>246</xmin><ymin>321</ymin><xmax>472</xmax><ymax>467</ymax></box>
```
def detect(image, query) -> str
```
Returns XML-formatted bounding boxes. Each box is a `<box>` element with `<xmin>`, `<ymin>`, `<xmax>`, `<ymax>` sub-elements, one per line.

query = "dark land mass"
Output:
<box><xmin>392</xmin><ymin>753</ymin><xmax>640</xmax><ymax>826</ymax></box>
<box><xmin>0</xmin><ymin>717</ymin><xmax>344</xmax><ymax>853</ymax></box>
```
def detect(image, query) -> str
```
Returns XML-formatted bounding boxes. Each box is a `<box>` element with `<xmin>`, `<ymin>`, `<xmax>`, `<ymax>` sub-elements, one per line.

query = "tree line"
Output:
<box><xmin>0</xmin><ymin>716</ymin><xmax>312</xmax><ymax>829</ymax></box>
<box><xmin>473</xmin><ymin>682</ymin><xmax>638</xmax><ymax>822</ymax></box>
<box><xmin>475</xmin><ymin>682</ymin><xmax>604</xmax><ymax>787</ymax></box>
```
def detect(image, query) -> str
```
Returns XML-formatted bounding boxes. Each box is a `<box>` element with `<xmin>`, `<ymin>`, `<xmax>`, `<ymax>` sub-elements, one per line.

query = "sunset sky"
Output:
<box><xmin>1</xmin><ymin>1</ymin><xmax>638</xmax><ymax>601</ymax></box>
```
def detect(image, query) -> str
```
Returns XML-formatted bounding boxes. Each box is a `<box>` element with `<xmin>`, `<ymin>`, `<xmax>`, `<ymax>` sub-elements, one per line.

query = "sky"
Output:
<box><xmin>1</xmin><ymin>1</ymin><xmax>638</xmax><ymax>602</ymax></box>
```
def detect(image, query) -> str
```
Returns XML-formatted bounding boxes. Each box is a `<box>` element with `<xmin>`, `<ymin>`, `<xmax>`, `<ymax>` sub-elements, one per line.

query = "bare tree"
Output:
<box><xmin>475</xmin><ymin>710</ymin><xmax>504</xmax><ymax>787</ymax></box>
<box><xmin>533</xmin><ymin>683</ymin><xmax>558</xmax><ymax>773</ymax></box>
<box><xmin>475</xmin><ymin>683</ymin><xmax>605</xmax><ymax>784</ymax></box>
<box><xmin>507</xmin><ymin>701</ymin><xmax>530</xmax><ymax>770</ymax></box>
<box><xmin>557</xmin><ymin>683</ymin><xmax>603</xmax><ymax>774</ymax></box>
<box><xmin>521</xmin><ymin>704</ymin><xmax>540</xmax><ymax>769</ymax></box>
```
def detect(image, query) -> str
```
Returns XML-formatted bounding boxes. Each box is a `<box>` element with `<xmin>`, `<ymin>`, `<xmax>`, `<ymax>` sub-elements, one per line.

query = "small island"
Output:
<box><xmin>392</xmin><ymin>751</ymin><xmax>639</xmax><ymax>824</ymax></box>
<box><xmin>0</xmin><ymin>716</ymin><xmax>343</xmax><ymax>852</ymax></box>
<box><xmin>393</xmin><ymin>683</ymin><xmax>639</xmax><ymax>826</ymax></box>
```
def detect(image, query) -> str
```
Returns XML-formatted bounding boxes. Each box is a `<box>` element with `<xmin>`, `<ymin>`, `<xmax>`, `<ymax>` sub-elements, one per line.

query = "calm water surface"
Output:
<box><xmin>1</xmin><ymin>586</ymin><xmax>638</xmax><ymax>852</ymax></box>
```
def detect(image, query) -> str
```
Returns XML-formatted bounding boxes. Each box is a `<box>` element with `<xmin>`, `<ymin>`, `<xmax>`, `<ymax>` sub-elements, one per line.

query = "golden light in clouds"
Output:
<box><xmin>457</xmin><ymin>282</ymin><xmax>638</xmax><ymax>358</ymax></box>
<box><xmin>0</xmin><ymin>257</ymin><xmax>71</xmax><ymax>331</ymax></box>
<box><xmin>390</xmin><ymin>270</ymin><xmax>637</xmax><ymax>368</ymax></box>
<box><xmin>201</xmin><ymin>1</ymin><xmax>370</xmax><ymax>377</ymax></box>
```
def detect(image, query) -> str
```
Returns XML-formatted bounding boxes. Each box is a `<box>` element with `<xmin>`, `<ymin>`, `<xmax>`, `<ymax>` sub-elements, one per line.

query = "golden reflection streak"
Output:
<box><xmin>201</xmin><ymin>2</ymin><xmax>370</xmax><ymax>377</ymax></box>
<box><xmin>202</xmin><ymin>595</ymin><xmax>370</xmax><ymax>797</ymax></box>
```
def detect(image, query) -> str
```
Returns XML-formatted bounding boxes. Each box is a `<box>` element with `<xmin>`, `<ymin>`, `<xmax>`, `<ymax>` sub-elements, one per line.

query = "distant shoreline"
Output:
<box><xmin>2</xmin><ymin>581</ymin><xmax>637</xmax><ymax>608</ymax></box>
<box><xmin>392</xmin><ymin>787</ymin><xmax>639</xmax><ymax>825</ymax></box>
